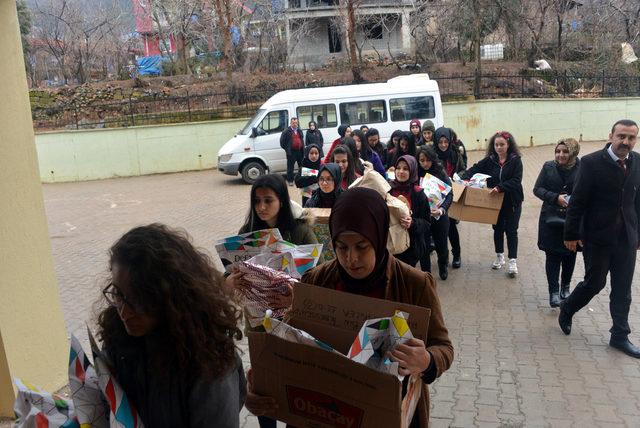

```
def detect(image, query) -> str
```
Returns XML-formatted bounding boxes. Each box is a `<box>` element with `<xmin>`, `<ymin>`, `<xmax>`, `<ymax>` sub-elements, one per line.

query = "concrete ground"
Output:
<box><xmin>29</xmin><ymin>140</ymin><xmax>640</xmax><ymax>426</ymax></box>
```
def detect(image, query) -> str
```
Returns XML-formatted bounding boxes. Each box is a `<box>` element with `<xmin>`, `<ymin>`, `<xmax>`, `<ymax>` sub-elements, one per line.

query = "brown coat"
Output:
<box><xmin>301</xmin><ymin>255</ymin><xmax>454</xmax><ymax>428</ymax></box>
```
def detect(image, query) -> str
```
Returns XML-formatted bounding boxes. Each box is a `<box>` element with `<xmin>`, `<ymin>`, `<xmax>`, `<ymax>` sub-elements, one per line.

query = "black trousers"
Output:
<box><xmin>545</xmin><ymin>251</ymin><xmax>577</xmax><ymax>294</ymax></box>
<box><xmin>286</xmin><ymin>150</ymin><xmax>303</xmax><ymax>183</ymax></box>
<box><xmin>563</xmin><ymin>236</ymin><xmax>636</xmax><ymax>340</ymax></box>
<box><xmin>493</xmin><ymin>204</ymin><xmax>522</xmax><ymax>259</ymax></box>
<box><xmin>431</xmin><ymin>215</ymin><xmax>450</xmax><ymax>266</ymax></box>
<box><xmin>448</xmin><ymin>219</ymin><xmax>461</xmax><ymax>258</ymax></box>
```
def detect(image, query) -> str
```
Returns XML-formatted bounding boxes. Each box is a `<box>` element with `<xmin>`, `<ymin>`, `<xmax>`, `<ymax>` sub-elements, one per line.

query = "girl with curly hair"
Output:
<box><xmin>97</xmin><ymin>223</ymin><xmax>246</xmax><ymax>427</ymax></box>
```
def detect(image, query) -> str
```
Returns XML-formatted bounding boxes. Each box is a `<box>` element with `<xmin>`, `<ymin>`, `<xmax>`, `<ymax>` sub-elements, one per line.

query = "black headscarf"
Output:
<box><xmin>302</xmin><ymin>144</ymin><xmax>322</xmax><ymax>169</ymax></box>
<box><xmin>329</xmin><ymin>187</ymin><xmax>389</xmax><ymax>293</ymax></box>
<box><xmin>434</xmin><ymin>127</ymin><xmax>454</xmax><ymax>163</ymax></box>
<box><xmin>390</xmin><ymin>154</ymin><xmax>419</xmax><ymax>191</ymax></box>
<box><xmin>337</xmin><ymin>124</ymin><xmax>350</xmax><ymax>138</ymax></box>
<box><xmin>317</xmin><ymin>163</ymin><xmax>342</xmax><ymax>208</ymax></box>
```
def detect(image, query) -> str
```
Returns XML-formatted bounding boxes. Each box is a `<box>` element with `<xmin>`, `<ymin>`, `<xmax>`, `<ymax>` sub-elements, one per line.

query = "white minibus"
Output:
<box><xmin>217</xmin><ymin>73</ymin><xmax>443</xmax><ymax>183</ymax></box>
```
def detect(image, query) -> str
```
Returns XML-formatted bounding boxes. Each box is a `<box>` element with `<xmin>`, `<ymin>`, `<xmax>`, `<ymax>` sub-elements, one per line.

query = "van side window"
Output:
<box><xmin>339</xmin><ymin>100</ymin><xmax>387</xmax><ymax>125</ymax></box>
<box><xmin>296</xmin><ymin>104</ymin><xmax>338</xmax><ymax>129</ymax></box>
<box><xmin>257</xmin><ymin>110</ymin><xmax>289</xmax><ymax>135</ymax></box>
<box><xmin>389</xmin><ymin>96</ymin><xmax>435</xmax><ymax>121</ymax></box>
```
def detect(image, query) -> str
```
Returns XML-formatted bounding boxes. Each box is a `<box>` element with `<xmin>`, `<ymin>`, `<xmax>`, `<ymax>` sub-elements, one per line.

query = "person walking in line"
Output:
<box><xmin>559</xmin><ymin>120</ymin><xmax>640</xmax><ymax>359</ymax></box>
<box><xmin>330</xmin><ymin>145</ymin><xmax>359</xmax><ymax>190</ymax></box>
<box><xmin>366</xmin><ymin>128</ymin><xmax>388</xmax><ymax>169</ymax></box>
<box><xmin>389</xmin><ymin>132</ymin><xmax>417</xmax><ymax>169</ymax></box>
<box><xmin>417</xmin><ymin>146</ymin><xmax>454</xmax><ymax>278</ymax></box>
<box><xmin>434</xmin><ymin>127</ymin><xmax>466</xmax><ymax>269</ymax></box>
<box><xmin>305</xmin><ymin>120</ymin><xmax>324</xmax><ymax>157</ymax></box>
<box><xmin>409</xmin><ymin>119</ymin><xmax>423</xmax><ymax>147</ymax></box>
<box><xmin>279</xmin><ymin>117</ymin><xmax>304</xmax><ymax>186</ymax></box>
<box><xmin>323</xmin><ymin>124</ymin><xmax>352</xmax><ymax>163</ymax></box>
<box><xmin>420</xmin><ymin>120</ymin><xmax>436</xmax><ymax>148</ymax></box>
<box><xmin>533</xmin><ymin>138</ymin><xmax>581</xmax><ymax>308</ymax></box>
<box><xmin>98</xmin><ymin>224</ymin><xmax>246</xmax><ymax>427</ymax></box>
<box><xmin>305</xmin><ymin>163</ymin><xmax>343</xmax><ymax>209</ymax></box>
<box><xmin>389</xmin><ymin>155</ymin><xmax>431</xmax><ymax>270</ymax></box>
<box><xmin>463</xmin><ymin>131</ymin><xmax>523</xmax><ymax>277</ymax></box>
<box><xmin>294</xmin><ymin>143</ymin><xmax>323</xmax><ymax>207</ymax></box>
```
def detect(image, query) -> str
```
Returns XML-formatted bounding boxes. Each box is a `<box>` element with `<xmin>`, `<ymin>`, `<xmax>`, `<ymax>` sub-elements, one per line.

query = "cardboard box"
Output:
<box><xmin>448</xmin><ymin>183</ymin><xmax>505</xmax><ymax>225</ymax></box>
<box><xmin>248</xmin><ymin>283</ymin><xmax>430</xmax><ymax>428</ymax></box>
<box><xmin>307</xmin><ymin>208</ymin><xmax>332</xmax><ymax>225</ymax></box>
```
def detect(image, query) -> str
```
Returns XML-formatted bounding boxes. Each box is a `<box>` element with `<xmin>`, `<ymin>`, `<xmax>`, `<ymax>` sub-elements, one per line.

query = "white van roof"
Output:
<box><xmin>263</xmin><ymin>73</ymin><xmax>439</xmax><ymax>107</ymax></box>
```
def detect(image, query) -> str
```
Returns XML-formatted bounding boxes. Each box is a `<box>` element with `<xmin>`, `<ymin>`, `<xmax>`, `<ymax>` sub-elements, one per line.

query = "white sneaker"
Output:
<box><xmin>492</xmin><ymin>253</ymin><xmax>505</xmax><ymax>270</ymax></box>
<box><xmin>507</xmin><ymin>258</ymin><xmax>518</xmax><ymax>277</ymax></box>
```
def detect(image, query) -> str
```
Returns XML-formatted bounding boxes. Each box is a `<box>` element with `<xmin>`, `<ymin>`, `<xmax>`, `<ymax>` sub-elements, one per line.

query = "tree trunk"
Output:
<box><xmin>345</xmin><ymin>0</ymin><xmax>364</xmax><ymax>83</ymax></box>
<box><xmin>213</xmin><ymin>0</ymin><xmax>234</xmax><ymax>81</ymax></box>
<box><xmin>556</xmin><ymin>16</ymin><xmax>563</xmax><ymax>61</ymax></box>
<box><xmin>473</xmin><ymin>4</ymin><xmax>482</xmax><ymax>99</ymax></box>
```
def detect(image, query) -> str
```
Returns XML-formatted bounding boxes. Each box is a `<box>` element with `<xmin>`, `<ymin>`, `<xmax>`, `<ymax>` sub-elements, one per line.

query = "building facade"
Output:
<box><xmin>283</xmin><ymin>0</ymin><xmax>414</xmax><ymax>67</ymax></box>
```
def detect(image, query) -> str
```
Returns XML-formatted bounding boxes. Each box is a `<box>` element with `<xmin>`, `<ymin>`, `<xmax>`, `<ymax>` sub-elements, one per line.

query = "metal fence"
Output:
<box><xmin>32</xmin><ymin>71</ymin><xmax>640</xmax><ymax>131</ymax></box>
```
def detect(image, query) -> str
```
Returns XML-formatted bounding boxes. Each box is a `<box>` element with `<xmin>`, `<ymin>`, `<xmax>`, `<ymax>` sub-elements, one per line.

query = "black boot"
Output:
<box><xmin>438</xmin><ymin>262</ymin><xmax>448</xmax><ymax>280</ymax></box>
<box><xmin>558</xmin><ymin>301</ymin><xmax>573</xmax><ymax>335</ymax></box>
<box><xmin>560</xmin><ymin>283</ymin><xmax>570</xmax><ymax>300</ymax></box>
<box><xmin>549</xmin><ymin>292</ymin><xmax>561</xmax><ymax>308</ymax></box>
<box><xmin>452</xmin><ymin>255</ymin><xmax>461</xmax><ymax>269</ymax></box>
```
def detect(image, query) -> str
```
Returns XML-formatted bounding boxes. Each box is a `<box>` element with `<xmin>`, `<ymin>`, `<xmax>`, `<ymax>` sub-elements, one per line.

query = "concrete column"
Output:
<box><xmin>400</xmin><ymin>10</ymin><xmax>412</xmax><ymax>53</ymax></box>
<box><xmin>0</xmin><ymin>0</ymin><xmax>69</xmax><ymax>416</ymax></box>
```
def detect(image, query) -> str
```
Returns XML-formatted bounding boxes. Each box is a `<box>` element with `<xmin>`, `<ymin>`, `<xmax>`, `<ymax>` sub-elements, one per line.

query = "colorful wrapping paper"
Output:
<box><xmin>69</xmin><ymin>335</ymin><xmax>109</xmax><ymax>427</ymax></box>
<box><xmin>301</xmin><ymin>167</ymin><xmax>320</xmax><ymax>199</ymax></box>
<box><xmin>88</xmin><ymin>331</ymin><xmax>145</xmax><ymax>428</ymax></box>
<box><xmin>453</xmin><ymin>172</ymin><xmax>492</xmax><ymax>189</ymax></box>
<box><xmin>262</xmin><ymin>310</ymin><xmax>339</xmax><ymax>354</ymax></box>
<box><xmin>236</xmin><ymin>261</ymin><xmax>296</xmax><ymax>327</ymax></box>
<box><xmin>248</xmin><ymin>242</ymin><xmax>323</xmax><ymax>279</ymax></box>
<box><xmin>422</xmin><ymin>173</ymin><xmax>452</xmax><ymax>211</ymax></box>
<box><xmin>311</xmin><ymin>223</ymin><xmax>335</xmax><ymax>263</ymax></box>
<box><xmin>215</xmin><ymin>229</ymin><xmax>282</xmax><ymax>271</ymax></box>
<box><xmin>14</xmin><ymin>378</ymin><xmax>79</xmax><ymax>428</ymax></box>
<box><xmin>347</xmin><ymin>311</ymin><xmax>414</xmax><ymax>379</ymax></box>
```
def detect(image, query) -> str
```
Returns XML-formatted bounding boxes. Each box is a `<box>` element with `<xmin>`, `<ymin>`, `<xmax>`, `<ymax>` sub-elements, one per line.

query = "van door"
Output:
<box><xmin>253</xmin><ymin>109</ymin><xmax>290</xmax><ymax>173</ymax></box>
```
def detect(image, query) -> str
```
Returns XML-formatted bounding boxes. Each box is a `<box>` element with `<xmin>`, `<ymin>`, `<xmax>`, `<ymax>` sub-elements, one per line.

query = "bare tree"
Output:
<box><xmin>340</xmin><ymin>0</ymin><xmax>364</xmax><ymax>83</ymax></box>
<box><xmin>607</xmin><ymin>0</ymin><xmax>640</xmax><ymax>43</ymax></box>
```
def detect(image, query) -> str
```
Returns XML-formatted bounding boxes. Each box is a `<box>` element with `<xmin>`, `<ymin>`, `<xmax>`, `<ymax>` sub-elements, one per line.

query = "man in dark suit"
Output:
<box><xmin>559</xmin><ymin>119</ymin><xmax>640</xmax><ymax>358</ymax></box>
<box><xmin>280</xmin><ymin>117</ymin><xmax>304</xmax><ymax>186</ymax></box>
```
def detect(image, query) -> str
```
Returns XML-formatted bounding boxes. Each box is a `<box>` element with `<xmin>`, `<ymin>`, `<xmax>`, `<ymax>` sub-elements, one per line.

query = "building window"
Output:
<box><xmin>389</xmin><ymin>96</ymin><xmax>436</xmax><ymax>122</ymax></box>
<box><xmin>297</xmin><ymin>104</ymin><xmax>338</xmax><ymax>129</ymax></box>
<box><xmin>364</xmin><ymin>22</ymin><xmax>383</xmax><ymax>40</ymax></box>
<box><xmin>257</xmin><ymin>110</ymin><xmax>289</xmax><ymax>135</ymax></box>
<box><xmin>339</xmin><ymin>100</ymin><xmax>387</xmax><ymax>125</ymax></box>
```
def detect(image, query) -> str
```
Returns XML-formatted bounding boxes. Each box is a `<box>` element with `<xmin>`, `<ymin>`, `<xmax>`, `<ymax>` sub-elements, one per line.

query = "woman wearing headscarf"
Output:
<box><xmin>389</xmin><ymin>155</ymin><xmax>431</xmax><ymax>270</ymax></box>
<box><xmin>417</xmin><ymin>146</ymin><xmax>454</xmax><ymax>280</ymax></box>
<box><xmin>434</xmin><ymin>127</ymin><xmax>466</xmax><ymax>269</ymax></box>
<box><xmin>302</xmin><ymin>188</ymin><xmax>452</xmax><ymax>426</ymax></box>
<box><xmin>533</xmin><ymin>138</ymin><xmax>581</xmax><ymax>307</ymax></box>
<box><xmin>323</xmin><ymin>124</ymin><xmax>352</xmax><ymax>163</ymax></box>
<box><xmin>245</xmin><ymin>188</ymin><xmax>454</xmax><ymax>427</ymax></box>
<box><xmin>294</xmin><ymin>143</ymin><xmax>322</xmax><ymax>206</ymax></box>
<box><xmin>304</xmin><ymin>121</ymin><xmax>324</xmax><ymax>157</ymax></box>
<box><xmin>389</xmin><ymin>132</ymin><xmax>417</xmax><ymax>171</ymax></box>
<box><xmin>305</xmin><ymin>163</ymin><xmax>343</xmax><ymax>209</ymax></box>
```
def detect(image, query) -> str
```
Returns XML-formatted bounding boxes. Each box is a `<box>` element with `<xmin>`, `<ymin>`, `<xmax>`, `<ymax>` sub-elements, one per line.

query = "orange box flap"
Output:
<box><xmin>451</xmin><ymin>183</ymin><xmax>466</xmax><ymax>203</ymax></box>
<box><xmin>463</xmin><ymin>187</ymin><xmax>505</xmax><ymax>210</ymax></box>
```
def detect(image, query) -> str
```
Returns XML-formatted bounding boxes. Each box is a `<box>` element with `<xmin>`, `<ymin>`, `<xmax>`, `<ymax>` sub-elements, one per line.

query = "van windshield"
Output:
<box><xmin>240</xmin><ymin>109</ymin><xmax>266</xmax><ymax>135</ymax></box>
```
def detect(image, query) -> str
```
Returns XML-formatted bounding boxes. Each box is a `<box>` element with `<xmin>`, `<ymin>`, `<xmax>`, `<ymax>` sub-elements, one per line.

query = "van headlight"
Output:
<box><xmin>219</xmin><ymin>154</ymin><xmax>233</xmax><ymax>163</ymax></box>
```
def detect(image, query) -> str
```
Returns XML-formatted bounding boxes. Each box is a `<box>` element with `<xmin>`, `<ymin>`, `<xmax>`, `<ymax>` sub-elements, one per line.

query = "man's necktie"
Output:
<box><xmin>618</xmin><ymin>159</ymin><xmax>629</xmax><ymax>177</ymax></box>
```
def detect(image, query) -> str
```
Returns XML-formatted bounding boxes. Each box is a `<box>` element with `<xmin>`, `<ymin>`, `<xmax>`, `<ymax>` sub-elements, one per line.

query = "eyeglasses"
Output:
<box><xmin>103</xmin><ymin>282</ymin><xmax>146</xmax><ymax>314</ymax></box>
<box><xmin>318</xmin><ymin>177</ymin><xmax>334</xmax><ymax>184</ymax></box>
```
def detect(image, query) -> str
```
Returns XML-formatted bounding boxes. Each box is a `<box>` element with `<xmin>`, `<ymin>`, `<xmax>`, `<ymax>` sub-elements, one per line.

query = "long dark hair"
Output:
<box><xmin>387</xmin><ymin>129</ymin><xmax>404</xmax><ymax>150</ymax></box>
<box><xmin>342</xmin><ymin>137</ymin><xmax>365</xmax><ymax>174</ymax></box>
<box><xmin>417</xmin><ymin>145</ymin><xmax>447</xmax><ymax>179</ymax></box>
<box><xmin>239</xmin><ymin>174</ymin><xmax>297</xmax><ymax>234</ymax></box>
<box><xmin>331</xmin><ymin>145</ymin><xmax>358</xmax><ymax>186</ymax></box>
<box><xmin>486</xmin><ymin>131</ymin><xmax>521</xmax><ymax>158</ymax></box>
<box><xmin>391</xmin><ymin>132</ymin><xmax>416</xmax><ymax>167</ymax></box>
<box><xmin>353</xmin><ymin>129</ymin><xmax>375</xmax><ymax>161</ymax></box>
<box><xmin>97</xmin><ymin>224</ymin><xmax>242</xmax><ymax>381</ymax></box>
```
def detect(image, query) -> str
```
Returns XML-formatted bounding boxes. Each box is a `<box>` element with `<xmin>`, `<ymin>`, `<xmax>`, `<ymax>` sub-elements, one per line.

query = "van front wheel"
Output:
<box><xmin>241</xmin><ymin>161</ymin><xmax>266</xmax><ymax>184</ymax></box>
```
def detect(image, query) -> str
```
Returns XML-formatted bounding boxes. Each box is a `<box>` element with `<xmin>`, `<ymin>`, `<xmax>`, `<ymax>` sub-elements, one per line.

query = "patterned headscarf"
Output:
<box><xmin>556</xmin><ymin>138</ymin><xmax>580</xmax><ymax>169</ymax></box>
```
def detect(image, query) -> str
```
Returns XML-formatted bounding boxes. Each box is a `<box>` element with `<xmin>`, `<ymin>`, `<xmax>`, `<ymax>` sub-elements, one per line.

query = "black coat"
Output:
<box><xmin>305</xmin><ymin>129</ymin><xmax>324</xmax><ymax>156</ymax></box>
<box><xmin>372</xmin><ymin>142</ymin><xmax>389</xmax><ymax>169</ymax></box>
<box><xmin>533</xmin><ymin>160</ymin><xmax>579</xmax><ymax>254</ymax></box>
<box><xmin>279</xmin><ymin>127</ymin><xmax>304</xmax><ymax>156</ymax></box>
<box><xmin>463</xmin><ymin>153</ymin><xmax>524</xmax><ymax>208</ymax></box>
<box><xmin>564</xmin><ymin>144</ymin><xmax>640</xmax><ymax>247</ymax></box>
